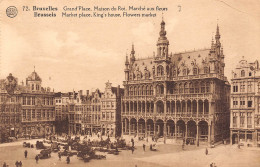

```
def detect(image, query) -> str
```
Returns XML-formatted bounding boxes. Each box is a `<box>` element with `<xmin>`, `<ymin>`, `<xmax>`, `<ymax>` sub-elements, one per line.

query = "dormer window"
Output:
<box><xmin>241</xmin><ymin>70</ymin><xmax>245</xmax><ymax>77</ymax></box>
<box><xmin>157</xmin><ymin>65</ymin><xmax>164</xmax><ymax>76</ymax></box>
<box><xmin>204</xmin><ymin>67</ymin><xmax>209</xmax><ymax>74</ymax></box>
<box><xmin>183</xmin><ymin>69</ymin><xmax>187</xmax><ymax>76</ymax></box>
<box><xmin>193</xmin><ymin>68</ymin><xmax>198</xmax><ymax>75</ymax></box>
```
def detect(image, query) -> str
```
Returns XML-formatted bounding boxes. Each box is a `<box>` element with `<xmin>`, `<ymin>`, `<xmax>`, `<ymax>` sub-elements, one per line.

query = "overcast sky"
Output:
<box><xmin>1</xmin><ymin>0</ymin><xmax>260</xmax><ymax>92</ymax></box>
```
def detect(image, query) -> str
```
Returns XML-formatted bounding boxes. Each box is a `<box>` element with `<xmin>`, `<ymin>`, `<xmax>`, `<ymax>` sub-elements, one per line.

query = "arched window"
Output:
<box><xmin>183</xmin><ymin>69</ymin><xmax>186</xmax><ymax>76</ymax></box>
<box><xmin>150</xmin><ymin>85</ymin><xmax>153</xmax><ymax>95</ymax></box>
<box><xmin>173</xmin><ymin>70</ymin><xmax>176</xmax><ymax>77</ymax></box>
<box><xmin>204</xmin><ymin>67</ymin><xmax>209</xmax><ymax>74</ymax></box>
<box><xmin>189</xmin><ymin>83</ymin><xmax>194</xmax><ymax>93</ymax></box>
<box><xmin>241</xmin><ymin>70</ymin><xmax>245</xmax><ymax>77</ymax></box>
<box><xmin>179</xmin><ymin>83</ymin><xmax>184</xmax><ymax>94</ymax></box>
<box><xmin>194</xmin><ymin>82</ymin><xmax>199</xmax><ymax>93</ymax></box>
<box><xmin>134</xmin><ymin>87</ymin><xmax>137</xmax><ymax>96</ymax></box>
<box><xmin>142</xmin><ymin>85</ymin><xmax>146</xmax><ymax>95</ymax></box>
<box><xmin>174</xmin><ymin>83</ymin><xmax>178</xmax><ymax>94</ymax></box>
<box><xmin>157</xmin><ymin>65</ymin><xmax>164</xmax><ymax>76</ymax></box>
<box><xmin>206</xmin><ymin>82</ymin><xmax>210</xmax><ymax>93</ymax></box>
<box><xmin>201</xmin><ymin>82</ymin><xmax>206</xmax><ymax>93</ymax></box>
<box><xmin>184</xmin><ymin>83</ymin><xmax>189</xmax><ymax>93</ymax></box>
<box><xmin>193</xmin><ymin>68</ymin><xmax>198</xmax><ymax>75</ymax></box>
<box><xmin>157</xmin><ymin>84</ymin><xmax>164</xmax><ymax>94</ymax></box>
<box><xmin>146</xmin><ymin>85</ymin><xmax>150</xmax><ymax>95</ymax></box>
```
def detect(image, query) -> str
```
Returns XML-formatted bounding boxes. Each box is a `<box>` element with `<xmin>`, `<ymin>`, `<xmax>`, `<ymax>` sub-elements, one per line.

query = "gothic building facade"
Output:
<box><xmin>100</xmin><ymin>81</ymin><xmax>124</xmax><ymax>137</ymax></box>
<box><xmin>230</xmin><ymin>59</ymin><xmax>260</xmax><ymax>146</ymax></box>
<box><xmin>0</xmin><ymin>71</ymin><xmax>55</xmax><ymax>141</ymax></box>
<box><xmin>122</xmin><ymin>20</ymin><xmax>230</xmax><ymax>145</ymax></box>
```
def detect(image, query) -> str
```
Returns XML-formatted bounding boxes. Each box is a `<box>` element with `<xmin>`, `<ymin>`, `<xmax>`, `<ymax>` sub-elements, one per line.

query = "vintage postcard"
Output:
<box><xmin>0</xmin><ymin>0</ymin><xmax>259</xmax><ymax>167</ymax></box>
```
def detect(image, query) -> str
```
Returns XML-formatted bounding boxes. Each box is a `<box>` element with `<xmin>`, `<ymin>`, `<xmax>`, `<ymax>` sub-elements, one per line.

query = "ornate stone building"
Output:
<box><xmin>90</xmin><ymin>89</ymin><xmax>102</xmax><ymax>134</ymax></box>
<box><xmin>0</xmin><ymin>74</ymin><xmax>21</xmax><ymax>141</ymax></box>
<box><xmin>122</xmin><ymin>20</ymin><xmax>230</xmax><ymax>145</ymax></box>
<box><xmin>21</xmin><ymin>70</ymin><xmax>55</xmax><ymax>137</ymax></box>
<box><xmin>100</xmin><ymin>81</ymin><xmax>124</xmax><ymax>137</ymax></box>
<box><xmin>230</xmin><ymin>58</ymin><xmax>260</xmax><ymax>146</ymax></box>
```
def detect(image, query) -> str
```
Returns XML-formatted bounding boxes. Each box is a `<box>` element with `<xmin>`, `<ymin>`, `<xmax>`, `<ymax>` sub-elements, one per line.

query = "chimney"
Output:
<box><xmin>79</xmin><ymin>90</ymin><xmax>83</xmax><ymax>96</ymax></box>
<box><xmin>86</xmin><ymin>90</ymin><xmax>89</xmax><ymax>96</ymax></box>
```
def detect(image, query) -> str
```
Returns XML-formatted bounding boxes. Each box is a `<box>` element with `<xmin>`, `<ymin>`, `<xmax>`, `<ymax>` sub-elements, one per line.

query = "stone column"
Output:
<box><xmin>170</xmin><ymin>101</ymin><xmax>172</xmax><ymax>114</ymax></box>
<box><xmin>137</xmin><ymin>122</ymin><xmax>139</xmax><ymax>136</ymax></box>
<box><xmin>164</xmin><ymin>122</ymin><xmax>167</xmax><ymax>143</ymax></box>
<box><xmin>185</xmin><ymin>123</ymin><xmax>188</xmax><ymax>141</ymax></box>
<box><xmin>175</xmin><ymin>123</ymin><xmax>177</xmax><ymax>139</ymax></box>
<box><xmin>197</xmin><ymin>100</ymin><xmax>199</xmax><ymax>117</ymax></box>
<box><xmin>154</xmin><ymin>102</ymin><xmax>157</xmax><ymax>115</ymax></box>
<box><xmin>154</xmin><ymin>122</ymin><xmax>156</xmax><ymax>136</ymax></box>
<box><xmin>174</xmin><ymin>101</ymin><xmax>177</xmax><ymax>118</ymax></box>
<box><xmin>208</xmin><ymin>124</ymin><xmax>211</xmax><ymax>144</ymax></box>
<box><xmin>129</xmin><ymin>121</ymin><xmax>131</xmax><ymax>135</ymax></box>
<box><xmin>164</xmin><ymin>101</ymin><xmax>167</xmax><ymax>115</ymax></box>
<box><xmin>203</xmin><ymin>101</ymin><xmax>205</xmax><ymax>115</ymax></box>
<box><xmin>121</xmin><ymin>121</ymin><xmax>124</xmax><ymax>136</ymax></box>
<box><xmin>145</xmin><ymin>101</ymin><xmax>147</xmax><ymax>116</ymax></box>
<box><xmin>230</xmin><ymin>131</ymin><xmax>233</xmax><ymax>145</ymax></box>
<box><xmin>145</xmin><ymin>120</ymin><xmax>147</xmax><ymax>137</ymax></box>
<box><xmin>137</xmin><ymin>101</ymin><xmax>139</xmax><ymax>115</ymax></box>
<box><xmin>129</xmin><ymin>102</ymin><xmax>131</xmax><ymax>115</ymax></box>
<box><xmin>196</xmin><ymin>124</ymin><xmax>199</xmax><ymax>146</ymax></box>
<box><xmin>186</xmin><ymin>100</ymin><xmax>188</xmax><ymax>115</ymax></box>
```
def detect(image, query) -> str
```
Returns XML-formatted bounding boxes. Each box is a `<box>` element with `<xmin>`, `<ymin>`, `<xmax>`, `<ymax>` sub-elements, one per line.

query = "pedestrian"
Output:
<box><xmin>131</xmin><ymin>146</ymin><xmax>134</xmax><ymax>154</ymax></box>
<box><xmin>15</xmin><ymin>161</ymin><xmax>19</xmax><ymax>167</ymax></box>
<box><xmin>58</xmin><ymin>152</ymin><xmax>61</xmax><ymax>160</ymax></box>
<box><xmin>182</xmin><ymin>143</ymin><xmax>184</xmax><ymax>150</ymax></box>
<box><xmin>19</xmin><ymin>161</ymin><xmax>22</xmax><ymax>167</ymax></box>
<box><xmin>24</xmin><ymin>150</ymin><xmax>28</xmax><ymax>158</ymax></box>
<box><xmin>205</xmin><ymin>148</ymin><xmax>208</xmax><ymax>155</ymax></box>
<box><xmin>143</xmin><ymin>143</ymin><xmax>146</xmax><ymax>151</ymax></box>
<box><xmin>35</xmin><ymin>155</ymin><xmax>39</xmax><ymax>163</ymax></box>
<box><xmin>66</xmin><ymin>156</ymin><xmax>70</xmax><ymax>164</ymax></box>
<box><xmin>3</xmin><ymin>162</ymin><xmax>7</xmax><ymax>167</ymax></box>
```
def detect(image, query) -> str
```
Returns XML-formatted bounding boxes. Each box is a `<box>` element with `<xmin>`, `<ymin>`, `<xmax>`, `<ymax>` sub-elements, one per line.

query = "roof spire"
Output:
<box><xmin>34</xmin><ymin>66</ymin><xmax>35</xmax><ymax>72</ymax></box>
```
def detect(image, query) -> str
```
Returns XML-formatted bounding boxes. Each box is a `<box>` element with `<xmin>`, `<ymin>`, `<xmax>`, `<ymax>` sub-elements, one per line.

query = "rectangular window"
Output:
<box><xmin>248</xmin><ymin>82</ymin><xmax>252</xmax><ymax>92</ymax></box>
<box><xmin>240</xmin><ymin>113</ymin><xmax>245</xmax><ymax>127</ymax></box>
<box><xmin>233</xmin><ymin>85</ymin><xmax>238</xmax><ymax>92</ymax></box>
<box><xmin>23</xmin><ymin>97</ymin><xmax>26</xmax><ymax>105</ymax></box>
<box><xmin>240</xmin><ymin>83</ymin><xmax>245</xmax><ymax>92</ymax></box>
<box><xmin>111</xmin><ymin>112</ymin><xmax>115</xmax><ymax>119</ymax></box>
<box><xmin>248</xmin><ymin>101</ymin><xmax>252</xmax><ymax>107</ymax></box>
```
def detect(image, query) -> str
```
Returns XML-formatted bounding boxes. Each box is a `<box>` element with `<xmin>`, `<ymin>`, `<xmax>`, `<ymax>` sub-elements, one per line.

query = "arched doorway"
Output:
<box><xmin>122</xmin><ymin>118</ymin><xmax>129</xmax><ymax>135</ymax></box>
<box><xmin>130</xmin><ymin>118</ymin><xmax>137</xmax><ymax>135</ymax></box>
<box><xmin>187</xmin><ymin>120</ymin><xmax>197</xmax><ymax>145</ymax></box>
<box><xmin>147</xmin><ymin>119</ymin><xmax>154</xmax><ymax>136</ymax></box>
<box><xmin>156</xmin><ymin>119</ymin><xmax>164</xmax><ymax>137</ymax></box>
<box><xmin>176</xmin><ymin>120</ymin><xmax>185</xmax><ymax>139</ymax></box>
<box><xmin>156</xmin><ymin>101</ymin><xmax>164</xmax><ymax>114</ymax></box>
<box><xmin>166</xmin><ymin>120</ymin><xmax>175</xmax><ymax>137</ymax></box>
<box><xmin>198</xmin><ymin>121</ymin><xmax>208</xmax><ymax>142</ymax></box>
<box><xmin>138</xmin><ymin>118</ymin><xmax>145</xmax><ymax>136</ymax></box>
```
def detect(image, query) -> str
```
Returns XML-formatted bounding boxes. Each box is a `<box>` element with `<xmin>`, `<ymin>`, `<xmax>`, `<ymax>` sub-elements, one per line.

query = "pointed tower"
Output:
<box><xmin>130</xmin><ymin>44</ymin><xmax>135</xmax><ymax>64</ymax></box>
<box><xmin>124</xmin><ymin>54</ymin><xmax>130</xmax><ymax>81</ymax></box>
<box><xmin>156</xmin><ymin>18</ymin><xmax>169</xmax><ymax>59</ymax></box>
<box><xmin>215</xmin><ymin>24</ymin><xmax>221</xmax><ymax>56</ymax></box>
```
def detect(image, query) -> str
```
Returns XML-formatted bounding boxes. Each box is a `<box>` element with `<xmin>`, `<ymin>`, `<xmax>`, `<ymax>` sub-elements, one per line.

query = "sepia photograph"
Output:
<box><xmin>0</xmin><ymin>0</ymin><xmax>260</xmax><ymax>166</ymax></box>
